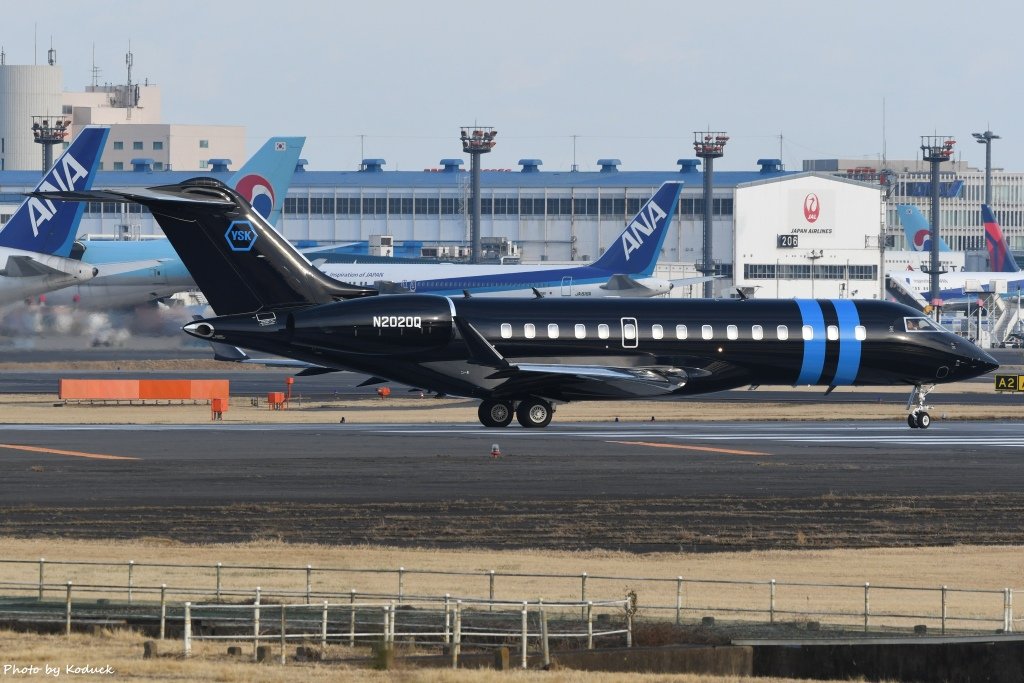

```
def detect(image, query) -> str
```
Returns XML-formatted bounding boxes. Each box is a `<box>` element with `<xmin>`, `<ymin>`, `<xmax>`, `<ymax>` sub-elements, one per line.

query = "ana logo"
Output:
<box><xmin>27</xmin><ymin>153</ymin><xmax>89</xmax><ymax>237</ymax></box>
<box><xmin>234</xmin><ymin>174</ymin><xmax>274</xmax><ymax>219</ymax></box>
<box><xmin>621</xmin><ymin>201</ymin><xmax>667</xmax><ymax>261</ymax></box>
<box><xmin>803</xmin><ymin>193</ymin><xmax>820</xmax><ymax>223</ymax></box>
<box><xmin>225</xmin><ymin>220</ymin><xmax>258</xmax><ymax>252</ymax></box>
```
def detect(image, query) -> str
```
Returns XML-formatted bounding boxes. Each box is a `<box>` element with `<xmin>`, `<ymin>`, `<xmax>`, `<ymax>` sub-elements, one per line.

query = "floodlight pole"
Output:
<box><xmin>920</xmin><ymin>136</ymin><xmax>955</xmax><ymax>318</ymax></box>
<box><xmin>460</xmin><ymin>127</ymin><xmax>497</xmax><ymax>264</ymax></box>
<box><xmin>694</xmin><ymin>131</ymin><xmax>728</xmax><ymax>298</ymax></box>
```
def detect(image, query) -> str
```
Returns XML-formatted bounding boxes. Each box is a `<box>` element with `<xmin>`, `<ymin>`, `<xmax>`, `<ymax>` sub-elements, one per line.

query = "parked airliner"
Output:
<box><xmin>42</xmin><ymin>178</ymin><xmax>998</xmax><ymax>430</ymax></box>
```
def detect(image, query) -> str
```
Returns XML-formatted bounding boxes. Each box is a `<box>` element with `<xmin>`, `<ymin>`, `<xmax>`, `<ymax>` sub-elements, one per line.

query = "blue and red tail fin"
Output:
<box><xmin>228</xmin><ymin>137</ymin><xmax>304</xmax><ymax>227</ymax></box>
<box><xmin>590</xmin><ymin>181</ymin><xmax>683</xmax><ymax>277</ymax></box>
<box><xmin>0</xmin><ymin>126</ymin><xmax>108</xmax><ymax>256</ymax></box>
<box><xmin>896</xmin><ymin>204</ymin><xmax>950</xmax><ymax>252</ymax></box>
<box><xmin>983</xmin><ymin>204</ymin><xmax>1020</xmax><ymax>273</ymax></box>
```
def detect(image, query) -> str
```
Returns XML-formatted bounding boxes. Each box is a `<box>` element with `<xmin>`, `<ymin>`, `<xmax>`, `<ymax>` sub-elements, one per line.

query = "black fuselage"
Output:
<box><xmin>186</xmin><ymin>295</ymin><xmax>998</xmax><ymax>402</ymax></box>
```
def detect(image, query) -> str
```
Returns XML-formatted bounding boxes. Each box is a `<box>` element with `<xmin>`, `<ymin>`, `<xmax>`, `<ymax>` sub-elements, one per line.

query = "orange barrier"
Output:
<box><xmin>267</xmin><ymin>392</ymin><xmax>286</xmax><ymax>410</ymax></box>
<box><xmin>59</xmin><ymin>379</ymin><xmax>230</xmax><ymax>402</ymax></box>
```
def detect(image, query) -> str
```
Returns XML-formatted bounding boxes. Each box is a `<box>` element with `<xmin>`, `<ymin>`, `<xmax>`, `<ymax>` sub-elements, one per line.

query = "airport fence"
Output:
<box><xmin>0</xmin><ymin>558</ymin><xmax>1018</xmax><ymax>636</ymax></box>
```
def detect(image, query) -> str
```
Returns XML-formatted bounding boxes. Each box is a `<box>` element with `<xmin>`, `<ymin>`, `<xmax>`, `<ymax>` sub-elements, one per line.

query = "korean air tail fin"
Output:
<box><xmin>897</xmin><ymin>204</ymin><xmax>951</xmax><ymax>252</ymax></box>
<box><xmin>983</xmin><ymin>204</ymin><xmax>1020</xmax><ymax>273</ymax></box>
<box><xmin>590</xmin><ymin>182</ymin><xmax>683</xmax><ymax>277</ymax></box>
<box><xmin>228</xmin><ymin>137</ymin><xmax>304</xmax><ymax>226</ymax></box>
<box><xmin>34</xmin><ymin>178</ymin><xmax>375</xmax><ymax>315</ymax></box>
<box><xmin>0</xmin><ymin>126</ymin><xmax>108</xmax><ymax>257</ymax></box>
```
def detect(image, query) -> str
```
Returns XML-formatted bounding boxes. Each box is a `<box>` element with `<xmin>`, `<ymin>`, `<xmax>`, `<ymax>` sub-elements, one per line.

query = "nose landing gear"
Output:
<box><xmin>906</xmin><ymin>383</ymin><xmax>935</xmax><ymax>429</ymax></box>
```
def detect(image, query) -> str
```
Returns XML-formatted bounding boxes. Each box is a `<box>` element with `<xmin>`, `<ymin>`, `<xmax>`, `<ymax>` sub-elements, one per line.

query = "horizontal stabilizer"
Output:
<box><xmin>3</xmin><ymin>255</ymin><xmax>77</xmax><ymax>278</ymax></box>
<box><xmin>600</xmin><ymin>274</ymin><xmax>650</xmax><ymax>292</ymax></box>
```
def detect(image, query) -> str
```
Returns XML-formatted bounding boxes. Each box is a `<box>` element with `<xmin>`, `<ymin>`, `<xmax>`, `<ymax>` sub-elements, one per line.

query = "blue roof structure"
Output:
<box><xmin>0</xmin><ymin>158</ymin><xmax>794</xmax><ymax>198</ymax></box>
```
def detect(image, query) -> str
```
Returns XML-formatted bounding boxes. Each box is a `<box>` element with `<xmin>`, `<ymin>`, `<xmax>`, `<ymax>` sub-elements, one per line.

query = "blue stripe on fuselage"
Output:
<box><xmin>795</xmin><ymin>300</ymin><xmax>826</xmax><ymax>385</ymax></box>
<box><xmin>831</xmin><ymin>299</ymin><xmax>861</xmax><ymax>385</ymax></box>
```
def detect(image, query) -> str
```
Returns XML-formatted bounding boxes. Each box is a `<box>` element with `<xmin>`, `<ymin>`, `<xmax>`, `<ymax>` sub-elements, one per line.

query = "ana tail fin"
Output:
<box><xmin>228</xmin><ymin>136</ymin><xmax>304</xmax><ymax>226</ymax></box>
<box><xmin>0</xmin><ymin>126</ymin><xmax>108</xmax><ymax>256</ymax></box>
<box><xmin>590</xmin><ymin>182</ymin><xmax>682</xmax><ymax>277</ymax></box>
<box><xmin>983</xmin><ymin>204</ymin><xmax>1020</xmax><ymax>273</ymax></box>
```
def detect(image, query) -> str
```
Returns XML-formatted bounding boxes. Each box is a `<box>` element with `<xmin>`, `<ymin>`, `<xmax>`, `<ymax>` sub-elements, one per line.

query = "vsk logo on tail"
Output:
<box><xmin>225</xmin><ymin>221</ymin><xmax>258</xmax><ymax>252</ymax></box>
<box><xmin>621</xmin><ymin>200</ymin><xmax>667</xmax><ymax>261</ymax></box>
<box><xmin>27</xmin><ymin>154</ymin><xmax>89</xmax><ymax>237</ymax></box>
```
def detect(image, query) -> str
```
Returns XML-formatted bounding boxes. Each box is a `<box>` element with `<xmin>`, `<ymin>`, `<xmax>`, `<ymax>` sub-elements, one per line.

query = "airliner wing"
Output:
<box><xmin>493</xmin><ymin>363</ymin><xmax>688</xmax><ymax>397</ymax></box>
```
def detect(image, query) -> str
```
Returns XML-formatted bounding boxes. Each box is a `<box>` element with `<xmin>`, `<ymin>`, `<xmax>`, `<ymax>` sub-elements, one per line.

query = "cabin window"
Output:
<box><xmin>524</xmin><ymin>323</ymin><xmax>536</xmax><ymax>339</ymax></box>
<box><xmin>623</xmin><ymin>323</ymin><xmax>637</xmax><ymax>340</ymax></box>
<box><xmin>827</xmin><ymin>325</ymin><xmax>839</xmax><ymax>341</ymax></box>
<box><xmin>547</xmin><ymin>323</ymin><xmax>559</xmax><ymax>339</ymax></box>
<box><xmin>598</xmin><ymin>324</ymin><xmax>610</xmax><ymax>339</ymax></box>
<box><xmin>802</xmin><ymin>325</ymin><xmax>813</xmax><ymax>340</ymax></box>
<box><xmin>777</xmin><ymin>325</ymin><xmax>789</xmax><ymax>340</ymax></box>
<box><xmin>675</xmin><ymin>324</ymin><xmax>687</xmax><ymax>340</ymax></box>
<box><xmin>855</xmin><ymin>325</ymin><xmax>866</xmax><ymax>341</ymax></box>
<box><xmin>651</xmin><ymin>324</ymin><xmax>664</xmax><ymax>340</ymax></box>
<box><xmin>575</xmin><ymin>323</ymin><xmax>586</xmax><ymax>339</ymax></box>
<box><xmin>500</xmin><ymin>323</ymin><xmax>512</xmax><ymax>339</ymax></box>
<box><xmin>701</xmin><ymin>324</ymin><xmax>713</xmax><ymax>340</ymax></box>
<box><xmin>752</xmin><ymin>324</ymin><xmax>763</xmax><ymax>340</ymax></box>
<box><xmin>727</xmin><ymin>324</ymin><xmax>738</xmax><ymax>340</ymax></box>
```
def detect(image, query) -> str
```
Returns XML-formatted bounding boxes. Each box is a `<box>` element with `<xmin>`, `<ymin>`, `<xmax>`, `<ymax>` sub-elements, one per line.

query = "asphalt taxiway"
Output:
<box><xmin>2</xmin><ymin>420</ymin><xmax>1023</xmax><ymax>550</ymax></box>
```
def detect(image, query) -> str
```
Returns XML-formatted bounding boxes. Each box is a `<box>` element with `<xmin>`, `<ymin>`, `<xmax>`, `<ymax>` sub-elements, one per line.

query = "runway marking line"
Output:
<box><xmin>606</xmin><ymin>440</ymin><xmax>768</xmax><ymax>457</ymax></box>
<box><xmin>0</xmin><ymin>443</ymin><xmax>139</xmax><ymax>461</ymax></box>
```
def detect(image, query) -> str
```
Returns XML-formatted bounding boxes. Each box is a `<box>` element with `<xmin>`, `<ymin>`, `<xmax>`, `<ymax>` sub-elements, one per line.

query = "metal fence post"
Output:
<box><xmin>451</xmin><ymin>600</ymin><xmax>462</xmax><ymax>669</ymax></box>
<box><xmin>626</xmin><ymin>607</ymin><xmax>633</xmax><ymax>647</ymax></box>
<box><xmin>521</xmin><ymin>601</ymin><xmax>529</xmax><ymax>669</ymax></box>
<box><xmin>444</xmin><ymin>594</ymin><xmax>451</xmax><ymax>644</ymax></box>
<box><xmin>280</xmin><ymin>605</ymin><xmax>287</xmax><ymax>664</ymax></box>
<box><xmin>159</xmin><ymin>584</ymin><xmax>167</xmax><ymax>640</ymax></box>
<box><xmin>587</xmin><ymin>601</ymin><xmax>594</xmax><ymax>649</ymax></box>
<box><xmin>398</xmin><ymin>567</ymin><xmax>405</xmax><ymax>605</ymax></box>
<box><xmin>1004</xmin><ymin>588</ymin><xmax>1011</xmax><ymax>632</ymax></box>
<box><xmin>216</xmin><ymin>562</ymin><xmax>222</xmax><ymax>602</ymax></box>
<box><xmin>1003</xmin><ymin>589</ymin><xmax>1011</xmax><ymax>634</ymax></box>
<box><xmin>390</xmin><ymin>600</ymin><xmax>397</xmax><ymax>643</ymax></box>
<box><xmin>65</xmin><ymin>581</ymin><xmax>72</xmax><ymax>637</ymax></box>
<box><xmin>770</xmin><ymin>579</ymin><xmax>776</xmax><ymax>624</ymax></box>
<box><xmin>128</xmin><ymin>560</ymin><xmax>135</xmax><ymax>604</ymax></box>
<box><xmin>489</xmin><ymin>570</ymin><xmax>495</xmax><ymax>611</ymax></box>
<box><xmin>306</xmin><ymin>565</ymin><xmax>312</xmax><ymax>605</ymax></box>
<box><xmin>941</xmin><ymin>585</ymin><xmax>947</xmax><ymax>635</ymax></box>
<box><xmin>349</xmin><ymin>589</ymin><xmax>356</xmax><ymax>647</ymax></box>
<box><xmin>38</xmin><ymin>558</ymin><xmax>45</xmax><ymax>601</ymax></box>
<box><xmin>675</xmin><ymin>576</ymin><xmax>683</xmax><ymax>624</ymax></box>
<box><xmin>183</xmin><ymin>602</ymin><xmax>192</xmax><ymax>657</ymax></box>
<box><xmin>863</xmin><ymin>582</ymin><xmax>870</xmax><ymax>633</ymax></box>
<box><xmin>253</xmin><ymin>587</ymin><xmax>261</xmax><ymax>662</ymax></box>
<box><xmin>540</xmin><ymin>600</ymin><xmax>550</xmax><ymax>669</ymax></box>
<box><xmin>321</xmin><ymin>601</ymin><xmax>328</xmax><ymax>649</ymax></box>
<box><xmin>581</xmin><ymin>573</ymin><xmax>588</xmax><ymax>619</ymax></box>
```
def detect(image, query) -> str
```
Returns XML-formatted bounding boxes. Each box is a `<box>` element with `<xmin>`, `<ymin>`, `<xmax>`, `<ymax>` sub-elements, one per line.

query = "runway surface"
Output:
<box><xmin>3</xmin><ymin>421</ymin><xmax>1024</xmax><ymax>551</ymax></box>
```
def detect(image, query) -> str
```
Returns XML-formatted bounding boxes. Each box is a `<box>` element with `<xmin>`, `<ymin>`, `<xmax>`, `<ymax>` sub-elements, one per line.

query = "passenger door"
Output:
<box><xmin>621</xmin><ymin>317</ymin><xmax>638</xmax><ymax>348</ymax></box>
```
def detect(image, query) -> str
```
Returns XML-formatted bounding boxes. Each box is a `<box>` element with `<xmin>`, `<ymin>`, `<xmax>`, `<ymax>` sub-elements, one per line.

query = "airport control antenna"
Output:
<box><xmin>460</xmin><ymin>127</ymin><xmax>497</xmax><ymax>264</ymax></box>
<box><xmin>920</xmin><ymin>135</ymin><xmax>955</xmax><ymax>316</ymax></box>
<box><xmin>31</xmin><ymin>115</ymin><xmax>72</xmax><ymax>172</ymax></box>
<box><xmin>694</xmin><ymin>131</ymin><xmax>728</xmax><ymax>298</ymax></box>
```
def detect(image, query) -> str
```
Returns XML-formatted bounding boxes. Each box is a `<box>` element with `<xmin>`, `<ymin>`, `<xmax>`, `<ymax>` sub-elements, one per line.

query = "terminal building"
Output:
<box><xmin>0</xmin><ymin>58</ymin><xmax>1022</xmax><ymax>301</ymax></box>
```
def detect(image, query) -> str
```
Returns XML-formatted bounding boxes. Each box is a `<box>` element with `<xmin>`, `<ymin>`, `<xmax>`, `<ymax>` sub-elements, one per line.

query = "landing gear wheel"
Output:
<box><xmin>478</xmin><ymin>400</ymin><xmax>513</xmax><ymax>428</ymax></box>
<box><xmin>516</xmin><ymin>398</ymin><xmax>553</xmax><ymax>428</ymax></box>
<box><xmin>917</xmin><ymin>411</ymin><xmax>931</xmax><ymax>429</ymax></box>
<box><xmin>907</xmin><ymin>413</ymin><xmax>919</xmax><ymax>429</ymax></box>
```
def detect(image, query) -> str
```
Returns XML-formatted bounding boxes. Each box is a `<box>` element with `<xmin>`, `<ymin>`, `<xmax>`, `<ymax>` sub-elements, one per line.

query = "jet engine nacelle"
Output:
<box><xmin>289</xmin><ymin>294</ymin><xmax>454</xmax><ymax>355</ymax></box>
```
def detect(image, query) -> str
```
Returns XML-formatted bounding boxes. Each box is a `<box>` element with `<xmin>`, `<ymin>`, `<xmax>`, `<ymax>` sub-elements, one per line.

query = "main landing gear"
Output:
<box><xmin>478</xmin><ymin>398</ymin><xmax>553</xmax><ymax>428</ymax></box>
<box><xmin>906</xmin><ymin>383</ymin><xmax>934</xmax><ymax>429</ymax></box>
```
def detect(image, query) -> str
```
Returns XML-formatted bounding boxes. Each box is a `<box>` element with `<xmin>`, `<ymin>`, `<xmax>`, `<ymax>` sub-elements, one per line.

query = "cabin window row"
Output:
<box><xmin>498</xmin><ymin>323</ymin><xmax>867</xmax><ymax>341</ymax></box>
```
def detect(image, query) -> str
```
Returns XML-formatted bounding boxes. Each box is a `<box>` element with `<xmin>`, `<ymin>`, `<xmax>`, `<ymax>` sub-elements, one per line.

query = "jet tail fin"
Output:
<box><xmin>35</xmin><ymin>178</ymin><xmax>376</xmax><ymax>315</ymax></box>
<box><xmin>0</xmin><ymin>126</ymin><xmax>108</xmax><ymax>257</ymax></box>
<box><xmin>896</xmin><ymin>204</ymin><xmax>951</xmax><ymax>252</ymax></box>
<box><xmin>589</xmin><ymin>182</ymin><xmax>683</xmax><ymax>277</ymax></box>
<box><xmin>983</xmin><ymin>205</ymin><xmax>1021</xmax><ymax>273</ymax></box>
<box><xmin>228</xmin><ymin>137</ymin><xmax>304</xmax><ymax>226</ymax></box>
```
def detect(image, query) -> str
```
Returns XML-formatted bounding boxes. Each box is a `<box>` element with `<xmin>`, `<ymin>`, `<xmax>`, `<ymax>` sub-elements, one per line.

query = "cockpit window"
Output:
<box><xmin>904</xmin><ymin>317</ymin><xmax>942</xmax><ymax>333</ymax></box>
